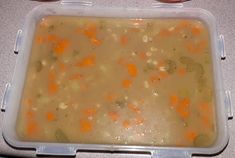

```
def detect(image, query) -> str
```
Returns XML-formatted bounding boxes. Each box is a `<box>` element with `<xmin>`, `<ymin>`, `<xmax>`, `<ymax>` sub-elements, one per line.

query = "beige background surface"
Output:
<box><xmin>0</xmin><ymin>0</ymin><xmax>234</xmax><ymax>157</ymax></box>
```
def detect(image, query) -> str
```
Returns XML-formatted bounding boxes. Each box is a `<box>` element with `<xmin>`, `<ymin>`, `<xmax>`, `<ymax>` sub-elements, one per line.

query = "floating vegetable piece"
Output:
<box><xmin>80</xmin><ymin>119</ymin><xmax>92</xmax><ymax>132</ymax></box>
<box><xmin>179</xmin><ymin>56</ymin><xmax>194</xmax><ymax>65</ymax></box>
<box><xmin>193</xmin><ymin>134</ymin><xmax>211</xmax><ymax>147</ymax></box>
<box><xmin>165</xmin><ymin>59</ymin><xmax>177</xmax><ymax>74</ymax></box>
<box><xmin>55</xmin><ymin>129</ymin><xmax>70</xmax><ymax>142</ymax></box>
<box><xmin>143</xmin><ymin>63</ymin><xmax>156</xmax><ymax>72</ymax></box>
<box><xmin>193</xmin><ymin>63</ymin><xmax>204</xmax><ymax>79</ymax></box>
<box><xmin>115</xmin><ymin>100</ymin><xmax>126</xmax><ymax>108</ymax></box>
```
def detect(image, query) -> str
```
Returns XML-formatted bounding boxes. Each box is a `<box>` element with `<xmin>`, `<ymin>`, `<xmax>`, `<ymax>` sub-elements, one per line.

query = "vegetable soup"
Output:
<box><xmin>16</xmin><ymin>16</ymin><xmax>217</xmax><ymax>147</ymax></box>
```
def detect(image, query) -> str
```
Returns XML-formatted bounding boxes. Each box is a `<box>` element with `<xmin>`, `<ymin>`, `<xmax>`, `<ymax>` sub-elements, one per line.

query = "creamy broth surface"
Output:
<box><xmin>16</xmin><ymin>16</ymin><xmax>216</xmax><ymax>147</ymax></box>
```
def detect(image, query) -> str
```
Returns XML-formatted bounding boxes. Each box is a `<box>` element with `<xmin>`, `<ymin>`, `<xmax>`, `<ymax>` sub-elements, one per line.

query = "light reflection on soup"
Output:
<box><xmin>16</xmin><ymin>16</ymin><xmax>217</xmax><ymax>147</ymax></box>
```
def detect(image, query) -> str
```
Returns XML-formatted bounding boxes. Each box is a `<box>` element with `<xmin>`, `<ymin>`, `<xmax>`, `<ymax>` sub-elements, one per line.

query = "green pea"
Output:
<box><xmin>193</xmin><ymin>134</ymin><xmax>211</xmax><ymax>147</ymax></box>
<box><xmin>143</xmin><ymin>63</ymin><xmax>156</xmax><ymax>72</ymax></box>
<box><xmin>165</xmin><ymin>59</ymin><xmax>177</xmax><ymax>74</ymax></box>
<box><xmin>179</xmin><ymin>56</ymin><xmax>194</xmax><ymax>65</ymax></box>
<box><xmin>55</xmin><ymin>129</ymin><xmax>69</xmax><ymax>143</ymax></box>
<box><xmin>193</xmin><ymin>63</ymin><xmax>204</xmax><ymax>79</ymax></box>
<box><xmin>73</xmin><ymin>50</ymin><xmax>80</xmax><ymax>56</ymax></box>
<box><xmin>179</xmin><ymin>56</ymin><xmax>195</xmax><ymax>72</ymax></box>
<box><xmin>197</xmin><ymin>76</ymin><xmax>206</xmax><ymax>93</ymax></box>
<box><xmin>48</xmin><ymin>25</ymin><xmax>55</xmax><ymax>32</ymax></box>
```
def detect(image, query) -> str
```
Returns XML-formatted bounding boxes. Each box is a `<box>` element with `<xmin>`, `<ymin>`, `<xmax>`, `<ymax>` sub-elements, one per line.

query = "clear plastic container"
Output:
<box><xmin>1</xmin><ymin>1</ymin><xmax>233</xmax><ymax>157</ymax></box>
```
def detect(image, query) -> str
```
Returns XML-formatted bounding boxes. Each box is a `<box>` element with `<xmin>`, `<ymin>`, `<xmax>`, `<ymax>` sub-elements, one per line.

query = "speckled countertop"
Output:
<box><xmin>0</xmin><ymin>0</ymin><xmax>234</xmax><ymax>157</ymax></box>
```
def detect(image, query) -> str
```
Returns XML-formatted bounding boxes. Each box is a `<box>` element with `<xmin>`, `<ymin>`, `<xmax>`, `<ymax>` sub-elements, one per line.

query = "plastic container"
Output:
<box><xmin>1</xmin><ymin>1</ymin><xmax>233</xmax><ymax>157</ymax></box>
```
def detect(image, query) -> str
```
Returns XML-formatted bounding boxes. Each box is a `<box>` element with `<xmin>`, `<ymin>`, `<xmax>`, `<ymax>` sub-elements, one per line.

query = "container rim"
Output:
<box><xmin>2</xmin><ymin>3</ymin><xmax>230</xmax><ymax>157</ymax></box>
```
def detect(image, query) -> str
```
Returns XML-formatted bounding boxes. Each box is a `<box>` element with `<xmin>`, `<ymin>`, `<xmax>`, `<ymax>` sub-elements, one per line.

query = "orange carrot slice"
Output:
<box><xmin>122</xmin><ymin>79</ymin><xmax>132</xmax><ymax>88</ymax></box>
<box><xmin>128</xmin><ymin>103</ymin><xmax>141</xmax><ymax>114</ymax></box>
<box><xmin>127</xmin><ymin>64</ymin><xmax>138</xmax><ymax>77</ymax></box>
<box><xmin>108</xmin><ymin>111</ymin><xmax>119</xmax><ymax>122</ymax></box>
<box><xmin>77</xmin><ymin>54</ymin><xmax>96</xmax><ymax>67</ymax></box>
<box><xmin>46</xmin><ymin>112</ymin><xmax>56</xmax><ymax>121</ymax></box>
<box><xmin>59</xmin><ymin>63</ymin><xmax>67</xmax><ymax>73</ymax></box>
<box><xmin>176</xmin><ymin>98</ymin><xmax>190</xmax><ymax>119</ymax></box>
<box><xmin>83</xmin><ymin>107</ymin><xmax>97</xmax><ymax>117</ymax></box>
<box><xmin>159</xmin><ymin>71</ymin><xmax>168</xmax><ymax>78</ymax></box>
<box><xmin>47</xmin><ymin>34</ymin><xmax>58</xmax><ymax>42</ymax></box>
<box><xmin>169</xmin><ymin>95</ymin><xmax>190</xmax><ymax>119</ymax></box>
<box><xmin>122</xmin><ymin>120</ymin><xmax>131</xmax><ymax>129</ymax></box>
<box><xmin>48</xmin><ymin>82</ymin><xmax>58</xmax><ymax>94</ymax></box>
<box><xmin>177</xmin><ymin>67</ymin><xmax>186</xmax><ymax>76</ymax></box>
<box><xmin>191</xmin><ymin>26</ymin><xmax>202</xmax><ymax>36</ymax></box>
<box><xmin>120</xmin><ymin>34</ymin><xmax>128</xmax><ymax>45</ymax></box>
<box><xmin>185</xmin><ymin>130</ymin><xmax>197</xmax><ymax>142</ymax></box>
<box><xmin>80</xmin><ymin>119</ymin><xmax>92</xmax><ymax>132</ymax></box>
<box><xmin>177</xmin><ymin>108</ymin><xmax>189</xmax><ymax>119</ymax></box>
<box><xmin>84</xmin><ymin>23</ymin><xmax>97</xmax><ymax>38</ymax></box>
<box><xmin>180</xmin><ymin>98</ymin><xmax>190</xmax><ymax>107</ymax></box>
<box><xmin>170</xmin><ymin>95</ymin><xmax>179</xmax><ymax>108</ymax></box>
<box><xmin>27</xmin><ymin>121</ymin><xmax>39</xmax><ymax>136</ymax></box>
<box><xmin>54</xmin><ymin>39</ymin><xmax>70</xmax><ymax>55</ymax></box>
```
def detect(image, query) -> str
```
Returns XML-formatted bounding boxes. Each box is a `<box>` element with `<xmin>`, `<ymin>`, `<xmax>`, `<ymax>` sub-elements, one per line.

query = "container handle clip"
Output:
<box><xmin>225</xmin><ymin>90</ymin><xmax>233</xmax><ymax>119</ymax></box>
<box><xmin>152</xmin><ymin>150</ymin><xmax>191</xmax><ymax>158</ymax></box>
<box><xmin>61</xmin><ymin>0</ymin><xmax>93</xmax><ymax>6</ymax></box>
<box><xmin>152</xmin><ymin>2</ymin><xmax>183</xmax><ymax>8</ymax></box>
<box><xmin>1</xmin><ymin>83</ymin><xmax>11</xmax><ymax>112</ymax></box>
<box><xmin>14</xmin><ymin>29</ymin><xmax>22</xmax><ymax>55</ymax></box>
<box><xmin>219</xmin><ymin>34</ymin><xmax>226</xmax><ymax>60</ymax></box>
<box><xmin>36</xmin><ymin>146</ymin><xmax>76</xmax><ymax>156</ymax></box>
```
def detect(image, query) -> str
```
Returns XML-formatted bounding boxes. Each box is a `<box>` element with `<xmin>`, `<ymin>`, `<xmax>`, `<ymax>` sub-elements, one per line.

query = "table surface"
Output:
<box><xmin>0</xmin><ymin>0</ymin><xmax>234</xmax><ymax>157</ymax></box>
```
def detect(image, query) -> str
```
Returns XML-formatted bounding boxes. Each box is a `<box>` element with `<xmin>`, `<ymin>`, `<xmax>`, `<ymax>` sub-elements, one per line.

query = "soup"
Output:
<box><xmin>16</xmin><ymin>16</ymin><xmax>216</xmax><ymax>147</ymax></box>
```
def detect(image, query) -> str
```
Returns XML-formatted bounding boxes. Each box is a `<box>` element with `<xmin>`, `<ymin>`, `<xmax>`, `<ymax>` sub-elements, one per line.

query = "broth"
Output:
<box><xmin>16</xmin><ymin>16</ymin><xmax>217</xmax><ymax>147</ymax></box>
